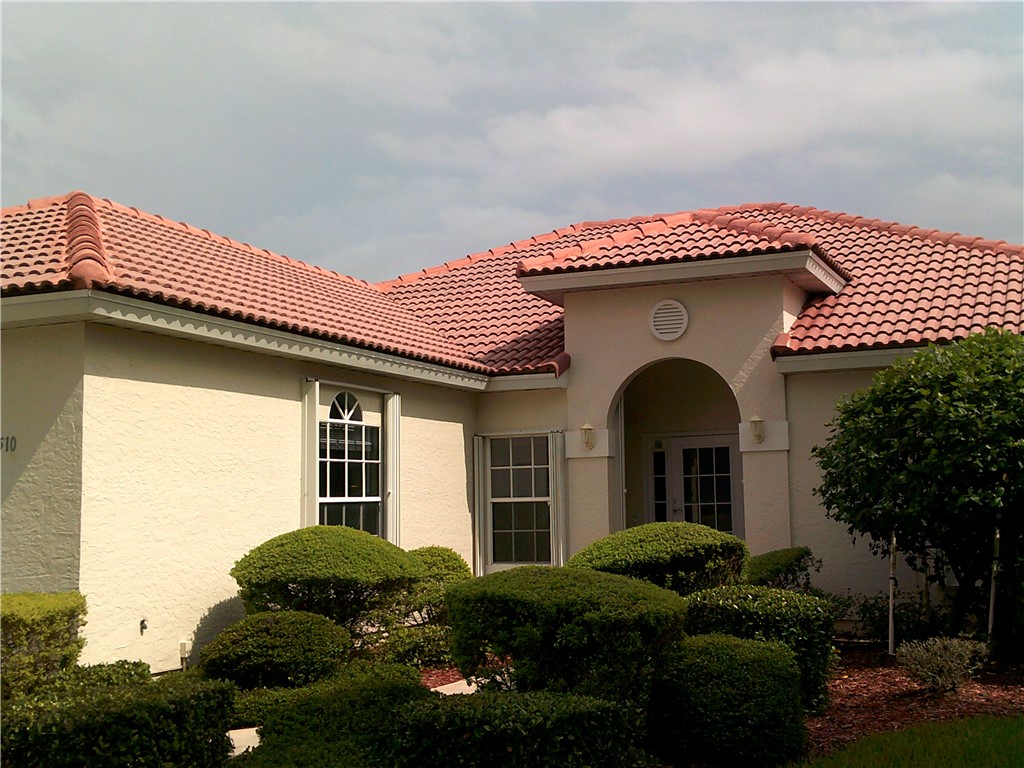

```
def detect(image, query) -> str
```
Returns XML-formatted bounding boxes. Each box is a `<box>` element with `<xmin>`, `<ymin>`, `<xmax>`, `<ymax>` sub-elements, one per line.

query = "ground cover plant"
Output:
<box><xmin>895</xmin><ymin>636</ymin><xmax>988</xmax><ymax>693</ymax></box>
<box><xmin>566</xmin><ymin>521</ymin><xmax>748</xmax><ymax>597</ymax></box>
<box><xmin>800</xmin><ymin>715</ymin><xmax>1024</xmax><ymax>768</ymax></box>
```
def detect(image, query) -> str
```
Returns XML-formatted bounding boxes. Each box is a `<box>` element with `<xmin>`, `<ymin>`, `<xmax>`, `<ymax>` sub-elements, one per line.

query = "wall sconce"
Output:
<box><xmin>749</xmin><ymin>416</ymin><xmax>765</xmax><ymax>444</ymax></box>
<box><xmin>581</xmin><ymin>423</ymin><xmax>595</xmax><ymax>451</ymax></box>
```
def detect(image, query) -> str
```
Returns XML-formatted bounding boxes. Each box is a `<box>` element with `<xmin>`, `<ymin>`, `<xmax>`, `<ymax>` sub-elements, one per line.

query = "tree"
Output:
<box><xmin>813</xmin><ymin>328</ymin><xmax>1023</xmax><ymax>657</ymax></box>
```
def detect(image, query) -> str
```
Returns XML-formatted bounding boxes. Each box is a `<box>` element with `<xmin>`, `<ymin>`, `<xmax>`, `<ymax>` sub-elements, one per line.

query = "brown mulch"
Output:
<box><xmin>420</xmin><ymin>645</ymin><xmax>1024</xmax><ymax>758</ymax></box>
<box><xmin>806</xmin><ymin>644</ymin><xmax>1024</xmax><ymax>757</ymax></box>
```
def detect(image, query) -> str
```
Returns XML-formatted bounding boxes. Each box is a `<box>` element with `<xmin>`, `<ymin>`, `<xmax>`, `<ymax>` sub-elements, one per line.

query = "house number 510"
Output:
<box><xmin>1</xmin><ymin>436</ymin><xmax>16</xmax><ymax>452</ymax></box>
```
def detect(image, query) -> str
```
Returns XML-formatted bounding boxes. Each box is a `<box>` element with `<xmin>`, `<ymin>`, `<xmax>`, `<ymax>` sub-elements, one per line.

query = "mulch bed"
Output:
<box><xmin>420</xmin><ymin>644</ymin><xmax>1024</xmax><ymax>758</ymax></box>
<box><xmin>806</xmin><ymin>644</ymin><xmax>1024</xmax><ymax>757</ymax></box>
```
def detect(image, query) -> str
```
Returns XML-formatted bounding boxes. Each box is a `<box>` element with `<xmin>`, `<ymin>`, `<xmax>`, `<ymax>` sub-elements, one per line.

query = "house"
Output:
<box><xmin>2</xmin><ymin>190</ymin><xmax>1021</xmax><ymax>672</ymax></box>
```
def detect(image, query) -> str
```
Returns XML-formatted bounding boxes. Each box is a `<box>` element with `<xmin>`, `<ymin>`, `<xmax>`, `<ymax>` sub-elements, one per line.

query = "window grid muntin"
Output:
<box><xmin>489</xmin><ymin>436</ymin><xmax>551</xmax><ymax>564</ymax></box>
<box><xmin>319</xmin><ymin>392</ymin><xmax>382</xmax><ymax>535</ymax></box>
<box><xmin>681</xmin><ymin>445</ymin><xmax>733</xmax><ymax>534</ymax></box>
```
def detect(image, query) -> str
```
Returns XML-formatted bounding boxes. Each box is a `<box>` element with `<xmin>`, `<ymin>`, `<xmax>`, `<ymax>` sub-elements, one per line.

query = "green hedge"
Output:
<box><xmin>372</xmin><ymin>624</ymin><xmax>454</xmax><ymax>669</ymax></box>
<box><xmin>746</xmin><ymin>546</ymin><xmax>820</xmax><ymax>590</ymax></box>
<box><xmin>1</xmin><ymin>591</ymin><xmax>87</xmax><ymax>701</ymax></box>
<box><xmin>566</xmin><ymin>522</ymin><xmax>748</xmax><ymax>597</ymax></box>
<box><xmin>683</xmin><ymin>585</ymin><xmax>836</xmax><ymax>712</ymax></box>
<box><xmin>400</xmin><ymin>546</ymin><xmax>473</xmax><ymax>626</ymax></box>
<box><xmin>254</xmin><ymin>661</ymin><xmax>431</xmax><ymax>755</ymax></box>
<box><xmin>230</xmin><ymin>526</ymin><xmax>424</xmax><ymax>635</ymax></box>
<box><xmin>232</xmin><ymin>740</ymin><xmax>374</xmax><ymax>768</ymax></box>
<box><xmin>389</xmin><ymin>691</ymin><xmax>650</xmax><ymax>768</ymax></box>
<box><xmin>32</xmin><ymin>660</ymin><xmax>152</xmax><ymax>697</ymax></box>
<box><xmin>647</xmin><ymin>634</ymin><xmax>806</xmax><ymax>767</ymax></box>
<box><xmin>1</xmin><ymin>672</ymin><xmax>234</xmax><ymax>767</ymax></box>
<box><xmin>199</xmin><ymin>610</ymin><xmax>351</xmax><ymax>690</ymax></box>
<box><xmin>447</xmin><ymin>566</ymin><xmax>687</xmax><ymax>703</ymax></box>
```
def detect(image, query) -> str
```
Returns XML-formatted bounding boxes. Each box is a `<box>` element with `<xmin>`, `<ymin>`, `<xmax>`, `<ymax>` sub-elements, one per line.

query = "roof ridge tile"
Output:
<box><xmin>65</xmin><ymin>191</ymin><xmax>113</xmax><ymax>289</ymax></box>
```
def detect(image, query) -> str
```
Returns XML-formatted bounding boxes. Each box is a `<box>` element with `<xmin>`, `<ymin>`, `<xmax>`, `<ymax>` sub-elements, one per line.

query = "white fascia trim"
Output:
<box><xmin>0</xmin><ymin>290</ymin><xmax>491</xmax><ymax>391</ymax></box>
<box><xmin>519</xmin><ymin>249</ymin><xmax>846</xmax><ymax>303</ymax></box>
<box><xmin>485</xmin><ymin>371</ymin><xmax>569</xmax><ymax>392</ymax></box>
<box><xmin>774</xmin><ymin>347</ymin><xmax>920</xmax><ymax>374</ymax></box>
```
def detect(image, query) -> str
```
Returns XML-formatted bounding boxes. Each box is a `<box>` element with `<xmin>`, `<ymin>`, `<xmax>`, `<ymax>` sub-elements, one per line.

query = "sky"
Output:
<box><xmin>3</xmin><ymin>2</ymin><xmax>1022</xmax><ymax>283</ymax></box>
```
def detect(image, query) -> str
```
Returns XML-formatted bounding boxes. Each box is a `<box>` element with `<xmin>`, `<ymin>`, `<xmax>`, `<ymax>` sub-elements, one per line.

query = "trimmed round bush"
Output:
<box><xmin>374</xmin><ymin>624</ymin><xmax>454</xmax><ymax>669</ymax></box>
<box><xmin>389</xmin><ymin>691</ymin><xmax>649</xmax><ymax>768</ymax></box>
<box><xmin>255</xmin><ymin>661</ymin><xmax>432</xmax><ymax>756</ymax></box>
<box><xmin>447</xmin><ymin>565</ymin><xmax>687</xmax><ymax>702</ymax></box>
<box><xmin>745</xmin><ymin>546</ymin><xmax>820</xmax><ymax>589</ymax></box>
<box><xmin>199</xmin><ymin>610</ymin><xmax>351</xmax><ymax>690</ymax></box>
<box><xmin>230</xmin><ymin>526</ymin><xmax>425</xmax><ymax>633</ymax></box>
<box><xmin>684</xmin><ymin>584</ymin><xmax>837</xmax><ymax>712</ymax></box>
<box><xmin>647</xmin><ymin>634</ymin><xmax>806</xmax><ymax>767</ymax></box>
<box><xmin>566</xmin><ymin>522</ymin><xmax>748</xmax><ymax>597</ymax></box>
<box><xmin>403</xmin><ymin>546</ymin><xmax>472</xmax><ymax>625</ymax></box>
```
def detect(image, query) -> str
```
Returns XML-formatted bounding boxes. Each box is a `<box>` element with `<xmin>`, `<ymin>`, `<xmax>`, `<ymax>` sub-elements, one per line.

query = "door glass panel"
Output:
<box><xmin>674</xmin><ymin>440</ymin><xmax>738</xmax><ymax>535</ymax></box>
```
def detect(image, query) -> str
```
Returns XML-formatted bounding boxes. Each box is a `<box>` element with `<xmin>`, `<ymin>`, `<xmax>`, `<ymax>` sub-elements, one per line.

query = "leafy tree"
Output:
<box><xmin>813</xmin><ymin>328</ymin><xmax>1023</xmax><ymax>657</ymax></box>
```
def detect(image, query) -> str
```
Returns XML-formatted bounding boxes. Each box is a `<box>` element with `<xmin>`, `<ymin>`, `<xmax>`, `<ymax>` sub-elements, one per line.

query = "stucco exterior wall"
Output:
<box><xmin>476</xmin><ymin>388</ymin><xmax>567</xmax><ymax>435</ymax></box>
<box><xmin>78</xmin><ymin>325</ymin><xmax>304</xmax><ymax>670</ymax></box>
<box><xmin>786</xmin><ymin>368</ymin><xmax>900</xmax><ymax>595</ymax></box>
<box><xmin>562</xmin><ymin>276</ymin><xmax>796</xmax><ymax>554</ymax></box>
<box><xmin>395</xmin><ymin>382</ymin><xmax>476</xmax><ymax>559</ymax></box>
<box><xmin>1</xmin><ymin>323</ymin><xmax>86</xmax><ymax>593</ymax></box>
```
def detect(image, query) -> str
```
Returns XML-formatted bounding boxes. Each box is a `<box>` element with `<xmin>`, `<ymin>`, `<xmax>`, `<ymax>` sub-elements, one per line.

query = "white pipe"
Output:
<box><xmin>889</xmin><ymin>532</ymin><xmax>897</xmax><ymax>656</ymax></box>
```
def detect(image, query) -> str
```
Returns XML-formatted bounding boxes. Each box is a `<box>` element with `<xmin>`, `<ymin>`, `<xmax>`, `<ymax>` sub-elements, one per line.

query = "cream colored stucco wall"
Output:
<box><xmin>562</xmin><ymin>276</ymin><xmax>797</xmax><ymax>555</ymax></box>
<box><xmin>1</xmin><ymin>323</ymin><xmax>86</xmax><ymax>592</ymax></box>
<box><xmin>786</xmin><ymin>368</ymin><xmax>923</xmax><ymax>596</ymax></box>
<box><xmin>74</xmin><ymin>326</ymin><xmax>481</xmax><ymax>671</ymax></box>
<box><xmin>394</xmin><ymin>382</ymin><xmax>476</xmax><ymax>558</ymax></box>
<box><xmin>78</xmin><ymin>325</ymin><xmax>304</xmax><ymax>670</ymax></box>
<box><xmin>476</xmin><ymin>388</ymin><xmax>567</xmax><ymax>435</ymax></box>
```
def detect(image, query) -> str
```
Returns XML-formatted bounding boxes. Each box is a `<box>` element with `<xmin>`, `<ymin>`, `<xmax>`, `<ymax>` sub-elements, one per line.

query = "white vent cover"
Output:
<box><xmin>649</xmin><ymin>299</ymin><xmax>688</xmax><ymax>341</ymax></box>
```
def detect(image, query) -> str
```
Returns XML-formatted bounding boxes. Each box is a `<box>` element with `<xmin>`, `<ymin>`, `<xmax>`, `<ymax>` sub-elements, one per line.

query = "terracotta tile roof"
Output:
<box><xmin>4</xmin><ymin>192</ymin><xmax>1020</xmax><ymax>374</ymax></box>
<box><xmin>1</xmin><ymin>191</ymin><xmax>484</xmax><ymax>372</ymax></box>
<box><xmin>379</xmin><ymin>216</ymin><xmax>666</xmax><ymax>374</ymax></box>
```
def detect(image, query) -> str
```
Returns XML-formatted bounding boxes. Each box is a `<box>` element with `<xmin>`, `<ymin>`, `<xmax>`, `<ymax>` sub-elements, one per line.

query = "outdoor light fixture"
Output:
<box><xmin>749</xmin><ymin>416</ymin><xmax>765</xmax><ymax>443</ymax></box>
<box><xmin>581</xmin><ymin>423</ymin><xmax>595</xmax><ymax>451</ymax></box>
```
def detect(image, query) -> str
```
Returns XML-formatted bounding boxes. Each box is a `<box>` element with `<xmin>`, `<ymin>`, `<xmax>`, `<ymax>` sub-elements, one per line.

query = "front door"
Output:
<box><xmin>667</xmin><ymin>434</ymin><xmax>743</xmax><ymax>537</ymax></box>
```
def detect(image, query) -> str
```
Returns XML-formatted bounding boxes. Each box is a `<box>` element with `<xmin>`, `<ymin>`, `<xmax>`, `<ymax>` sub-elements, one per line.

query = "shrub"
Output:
<box><xmin>199</xmin><ymin>610</ymin><xmax>351</xmax><ymax>690</ymax></box>
<box><xmin>648</xmin><ymin>634</ymin><xmax>806</xmax><ymax>767</ymax></box>
<box><xmin>566</xmin><ymin>522</ymin><xmax>748</xmax><ymax>597</ymax></box>
<box><xmin>400</xmin><ymin>546</ymin><xmax>473</xmax><ymax>626</ymax></box>
<box><xmin>447</xmin><ymin>566</ymin><xmax>687</xmax><ymax>703</ymax></box>
<box><xmin>35</xmin><ymin>660</ymin><xmax>152</xmax><ymax>696</ymax></box>
<box><xmin>255</xmin><ymin>661</ymin><xmax>431</xmax><ymax>755</ymax></box>
<box><xmin>850</xmin><ymin>589</ymin><xmax>952</xmax><ymax>642</ymax></box>
<box><xmin>746</xmin><ymin>546</ymin><xmax>822</xmax><ymax>590</ymax></box>
<box><xmin>1</xmin><ymin>671</ymin><xmax>234</xmax><ymax>767</ymax></box>
<box><xmin>232</xmin><ymin>739</ymin><xmax>375</xmax><ymax>768</ymax></box>
<box><xmin>896</xmin><ymin>637</ymin><xmax>989</xmax><ymax>693</ymax></box>
<box><xmin>373</xmin><ymin>624</ymin><xmax>454</xmax><ymax>669</ymax></box>
<box><xmin>1</xmin><ymin>591</ymin><xmax>87</xmax><ymax>701</ymax></box>
<box><xmin>230</xmin><ymin>526</ymin><xmax>424</xmax><ymax>635</ymax></box>
<box><xmin>389</xmin><ymin>691</ymin><xmax>650</xmax><ymax>768</ymax></box>
<box><xmin>684</xmin><ymin>585</ymin><xmax>836</xmax><ymax>712</ymax></box>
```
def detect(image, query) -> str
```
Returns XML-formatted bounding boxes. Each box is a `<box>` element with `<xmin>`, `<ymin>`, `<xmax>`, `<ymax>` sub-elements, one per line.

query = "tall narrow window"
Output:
<box><xmin>488</xmin><ymin>435</ymin><xmax>551</xmax><ymax>564</ymax></box>
<box><xmin>319</xmin><ymin>392</ymin><xmax>382</xmax><ymax>535</ymax></box>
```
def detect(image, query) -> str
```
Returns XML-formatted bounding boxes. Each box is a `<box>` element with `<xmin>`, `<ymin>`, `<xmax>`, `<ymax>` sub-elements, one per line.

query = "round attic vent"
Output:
<box><xmin>649</xmin><ymin>299</ymin><xmax>688</xmax><ymax>341</ymax></box>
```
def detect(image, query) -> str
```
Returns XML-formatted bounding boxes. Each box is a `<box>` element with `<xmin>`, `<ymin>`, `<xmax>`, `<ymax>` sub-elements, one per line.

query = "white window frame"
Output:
<box><xmin>302</xmin><ymin>379</ymin><xmax>401</xmax><ymax>545</ymax></box>
<box><xmin>474</xmin><ymin>431</ymin><xmax>566</xmax><ymax>574</ymax></box>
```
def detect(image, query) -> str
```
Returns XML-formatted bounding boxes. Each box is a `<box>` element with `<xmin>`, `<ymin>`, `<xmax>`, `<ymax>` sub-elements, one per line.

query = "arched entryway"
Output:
<box><xmin>619</xmin><ymin>358</ymin><xmax>743</xmax><ymax>537</ymax></box>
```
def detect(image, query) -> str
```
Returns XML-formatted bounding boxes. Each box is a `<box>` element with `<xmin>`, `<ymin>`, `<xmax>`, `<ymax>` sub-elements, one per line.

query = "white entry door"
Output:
<box><xmin>667</xmin><ymin>434</ymin><xmax>743</xmax><ymax>537</ymax></box>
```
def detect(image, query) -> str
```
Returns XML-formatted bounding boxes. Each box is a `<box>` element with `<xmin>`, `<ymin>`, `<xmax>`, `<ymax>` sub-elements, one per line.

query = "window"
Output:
<box><xmin>475</xmin><ymin>433</ymin><xmax>565</xmax><ymax>571</ymax></box>
<box><xmin>680</xmin><ymin>445</ymin><xmax>734</xmax><ymax>534</ymax></box>
<box><xmin>318</xmin><ymin>392</ymin><xmax>382</xmax><ymax>535</ymax></box>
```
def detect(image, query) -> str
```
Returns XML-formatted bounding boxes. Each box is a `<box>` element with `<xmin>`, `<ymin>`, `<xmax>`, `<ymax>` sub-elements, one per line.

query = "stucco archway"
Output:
<box><xmin>617</xmin><ymin>359</ymin><xmax>743</xmax><ymax>536</ymax></box>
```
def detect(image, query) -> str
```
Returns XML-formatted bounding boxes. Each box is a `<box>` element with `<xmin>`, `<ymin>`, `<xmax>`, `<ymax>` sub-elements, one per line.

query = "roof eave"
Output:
<box><xmin>518</xmin><ymin>249</ymin><xmax>846</xmax><ymax>304</ymax></box>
